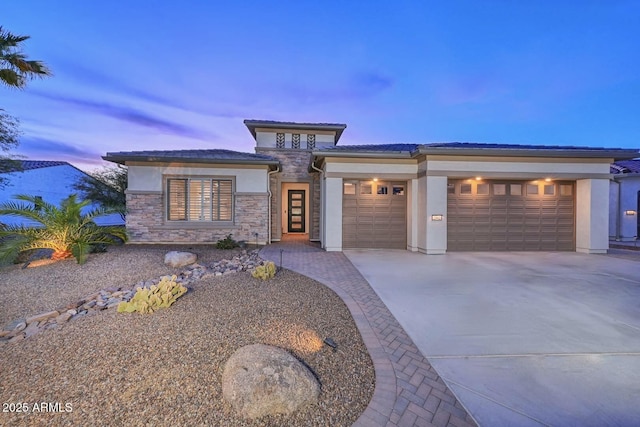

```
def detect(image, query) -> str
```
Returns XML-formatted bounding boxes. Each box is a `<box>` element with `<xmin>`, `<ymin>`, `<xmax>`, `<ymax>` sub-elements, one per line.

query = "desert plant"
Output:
<box><xmin>117</xmin><ymin>275</ymin><xmax>187</xmax><ymax>314</ymax></box>
<box><xmin>0</xmin><ymin>194</ymin><xmax>128</xmax><ymax>264</ymax></box>
<box><xmin>251</xmin><ymin>261</ymin><xmax>276</xmax><ymax>280</ymax></box>
<box><xmin>216</xmin><ymin>233</ymin><xmax>239</xmax><ymax>250</ymax></box>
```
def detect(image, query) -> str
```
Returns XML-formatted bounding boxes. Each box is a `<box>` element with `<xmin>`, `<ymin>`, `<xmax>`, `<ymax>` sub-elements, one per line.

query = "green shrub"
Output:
<box><xmin>216</xmin><ymin>234</ymin><xmax>239</xmax><ymax>250</ymax></box>
<box><xmin>117</xmin><ymin>275</ymin><xmax>187</xmax><ymax>314</ymax></box>
<box><xmin>251</xmin><ymin>261</ymin><xmax>276</xmax><ymax>280</ymax></box>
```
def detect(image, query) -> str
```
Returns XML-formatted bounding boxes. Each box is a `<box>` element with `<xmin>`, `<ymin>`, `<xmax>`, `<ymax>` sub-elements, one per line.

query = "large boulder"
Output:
<box><xmin>164</xmin><ymin>251</ymin><xmax>197</xmax><ymax>268</ymax></box>
<box><xmin>222</xmin><ymin>344</ymin><xmax>320</xmax><ymax>419</ymax></box>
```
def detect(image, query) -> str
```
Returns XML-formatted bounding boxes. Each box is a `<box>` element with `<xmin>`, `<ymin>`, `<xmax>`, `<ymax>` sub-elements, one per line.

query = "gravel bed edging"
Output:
<box><xmin>0</xmin><ymin>249</ymin><xmax>265</xmax><ymax>345</ymax></box>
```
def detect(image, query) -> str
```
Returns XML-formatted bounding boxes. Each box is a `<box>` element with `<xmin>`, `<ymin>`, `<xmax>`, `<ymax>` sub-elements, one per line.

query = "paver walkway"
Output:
<box><xmin>261</xmin><ymin>240</ymin><xmax>477</xmax><ymax>427</ymax></box>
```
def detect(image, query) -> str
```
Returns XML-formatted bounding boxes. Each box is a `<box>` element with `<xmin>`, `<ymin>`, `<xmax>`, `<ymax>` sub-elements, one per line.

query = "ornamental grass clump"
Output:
<box><xmin>117</xmin><ymin>275</ymin><xmax>187</xmax><ymax>314</ymax></box>
<box><xmin>251</xmin><ymin>261</ymin><xmax>276</xmax><ymax>281</ymax></box>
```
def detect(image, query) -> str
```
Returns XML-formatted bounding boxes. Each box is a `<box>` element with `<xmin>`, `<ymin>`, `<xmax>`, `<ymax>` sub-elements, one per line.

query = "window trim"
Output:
<box><xmin>165</xmin><ymin>176</ymin><xmax>235</xmax><ymax>224</ymax></box>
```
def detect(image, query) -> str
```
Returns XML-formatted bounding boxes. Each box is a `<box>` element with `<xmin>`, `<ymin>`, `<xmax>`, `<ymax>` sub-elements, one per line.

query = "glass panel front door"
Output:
<box><xmin>287</xmin><ymin>190</ymin><xmax>306</xmax><ymax>233</ymax></box>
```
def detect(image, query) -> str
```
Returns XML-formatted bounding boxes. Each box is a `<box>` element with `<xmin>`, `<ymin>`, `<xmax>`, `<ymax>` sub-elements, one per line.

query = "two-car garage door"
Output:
<box><xmin>341</xmin><ymin>179</ymin><xmax>575</xmax><ymax>251</ymax></box>
<box><xmin>447</xmin><ymin>180</ymin><xmax>575</xmax><ymax>251</ymax></box>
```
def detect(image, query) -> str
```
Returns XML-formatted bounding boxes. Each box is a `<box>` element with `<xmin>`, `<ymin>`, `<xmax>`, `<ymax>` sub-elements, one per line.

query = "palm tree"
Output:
<box><xmin>0</xmin><ymin>26</ymin><xmax>52</xmax><ymax>88</ymax></box>
<box><xmin>0</xmin><ymin>194</ymin><xmax>128</xmax><ymax>264</ymax></box>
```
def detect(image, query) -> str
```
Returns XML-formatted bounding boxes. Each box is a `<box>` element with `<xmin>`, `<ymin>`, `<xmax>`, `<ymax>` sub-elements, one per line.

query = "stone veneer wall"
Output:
<box><xmin>256</xmin><ymin>148</ymin><xmax>321</xmax><ymax>241</ymax></box>
<box><xmin>126</xmin><ymin>192</ymin><xmax>269</xmax><ymax>244</ymax></box>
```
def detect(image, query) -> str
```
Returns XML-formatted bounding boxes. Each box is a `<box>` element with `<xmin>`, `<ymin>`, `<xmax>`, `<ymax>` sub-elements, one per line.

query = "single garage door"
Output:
<box><xmin>343</xmin><ymin>180</ymin><xmax>407</xmax><ymax>249</ymax></box>
<box><xmin>448</xmin><ymin>180</ymin><xmax>575</xmax><ymax>251</ymax></box>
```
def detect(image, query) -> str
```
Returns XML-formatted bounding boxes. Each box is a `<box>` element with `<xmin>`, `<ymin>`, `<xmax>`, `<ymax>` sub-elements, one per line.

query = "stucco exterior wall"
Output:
<box><xmin>424</xmin><ymin>158</ymin><xmax>610</xmax><ymax>178</ymax></box>
<box><xmin>323</xmin><ymin>177</ymin><xmax>343</xmax><ymax>251</ymax></box>
<box><xmin>576</xmin><ymin>179</ymin><xmax>610</xmax><ymax>253</ymax></box>
<box><xmin>610</xmin><ymin>175</ymin><xmax>640</xmax><ymax>240</ymax></box>
<box><xmin>127</xmin><ymin>164</ymin><xmax>268</xmax><ymax>193</ymax></box>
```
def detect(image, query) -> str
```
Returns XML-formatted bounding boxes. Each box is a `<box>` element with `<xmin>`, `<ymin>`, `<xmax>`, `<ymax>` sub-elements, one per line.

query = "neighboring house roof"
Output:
<box><xmin>611</xmin><ymin>159</ymin><xmax>640</xmax><ymax>174</ymax></box>
<box><xmin>314</xmin><ymin>142</ymin><xmax>639</xmax><ymax>160</ymax></box>
<box><xmin>103</xmin><ymin>149</ymin><xmax>280</xmax><ymax>167</ymax></box>
<box><xmin>2</xmin><ymin>160</ymin><xmax>71</xmax><ymax>173</ymax></box>
<box><xmin>244</xmin><ymin>119</ymin><xmax>347</xmax><ymax>143</ymax></box>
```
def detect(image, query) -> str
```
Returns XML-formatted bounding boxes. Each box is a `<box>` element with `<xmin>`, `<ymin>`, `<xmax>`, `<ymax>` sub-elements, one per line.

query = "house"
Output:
<box><xmin>609</xmin><ymin>159</ymin><xmax>640</xmax><ymax>241</ymax></box>
<box><xmin>103</xmin><ymin>120</ymin><xmax>639</xmax><ymax>254</ymax></box>
<box><xmin>0</xmin><ymin>160</ymin><xmax>124</xmax><ymax>227</ymax></box>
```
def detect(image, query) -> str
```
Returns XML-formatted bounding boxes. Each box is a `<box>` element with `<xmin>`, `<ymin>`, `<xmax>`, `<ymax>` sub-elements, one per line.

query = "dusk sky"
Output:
<box><xmin>3</xmin><ymin>1</ymin><xmax>639</xmax><ymax>171</ymax></box>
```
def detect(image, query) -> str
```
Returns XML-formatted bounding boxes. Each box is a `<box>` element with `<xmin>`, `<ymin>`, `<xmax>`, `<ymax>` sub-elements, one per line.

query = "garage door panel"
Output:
<box><xmin>448</xmin><ymin>180</ymin><xmax>574</xmax><ymax>251</ymax></box>
<box><xmin>343</xmin><ymin>181</ymin><xmax>407</xmax><ymax>249</ymax></box>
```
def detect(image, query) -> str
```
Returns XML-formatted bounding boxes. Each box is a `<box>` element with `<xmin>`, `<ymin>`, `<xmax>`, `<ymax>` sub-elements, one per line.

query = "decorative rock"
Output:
<box><xmin>9</xmin><ymin>333</ymin><xmax>25</xmax><ymax>343</ymax></box>
<box><xmin>7</xmin><ymin>319</ymin><xmax>27</xmax><ymax>332</ymax></box>
<box><xmin>26</xmin><ymin>311</ymin><xmax>59</xmax><ymax>325</ymax></box>
<box><xmin>222</xmin><ymin>344</ymin><xmax>320</xmax><ymax>419</ymax></box>
<box><xmin>0</xmin><ymin>330</ymin><xmax>12</xmax><ymax>338</ymax></box>
<box><xmin>66</xmin><ymin>309</ymin><xmax>77</xmax><ymax>316</ymax></box>
<box><xmin>164</xmin><ymin>251</ymin><xmax>197</xmax><ymax>268</ymax></box>
<box><xmin>56</xmin><ymin>312</ymin><xmax>73</xmax><ymax>323</ymax></box>
<box><xmin>23</xmin><ymin>321</ymin><xmax>41</xmax><ymax>338</ymax></box>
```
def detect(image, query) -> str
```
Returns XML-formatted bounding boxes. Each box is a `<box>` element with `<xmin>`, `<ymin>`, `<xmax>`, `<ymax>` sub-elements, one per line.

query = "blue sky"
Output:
<box><xmin>3</xmin><ymin>1</ymin><xmax>639</xmax><ymax>170</ymax></box>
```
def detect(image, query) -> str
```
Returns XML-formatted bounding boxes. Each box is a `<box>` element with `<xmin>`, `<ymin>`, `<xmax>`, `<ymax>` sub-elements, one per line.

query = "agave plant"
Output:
<box><xmin>0</xmin><ymin>194</ymin><xmax>128</xmax><ymax>264</ymax></box>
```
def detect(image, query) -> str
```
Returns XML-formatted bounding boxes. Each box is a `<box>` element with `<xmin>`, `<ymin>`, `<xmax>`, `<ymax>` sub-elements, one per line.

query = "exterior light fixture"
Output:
<box><xmin>625</xmin><ymin>210</ymin><xmax>637</xmax><ymax>215</ymax></box>
<box><xmin>323</xmin><ymin>337</ymin><xmax>337</xmax><ymax>351</ymax></box>
<box><xmin>475</xmin><ymin>176</ymin><xmax>482</xmax><ymax>181</ymax></box>
<box><xmin>545</xmin><ymin>178</ymin><xmax>552</xmax><ymax>182</ymax></box>
<box><xmin>431</xmin><ymin>214</ymin><xmax>443</xmax><ymax>221</ymax></box>
<box><xmin>372</xmin><ymin>178</ymin><xmax>378</xmax><ymax>182</ymax></box>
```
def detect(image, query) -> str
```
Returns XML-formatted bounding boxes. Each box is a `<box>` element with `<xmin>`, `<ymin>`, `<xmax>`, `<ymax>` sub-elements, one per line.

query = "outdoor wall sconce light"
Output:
<box><xmin>625</xmin><ymin>210</ymin><xmax>637</xmax><ymax>216</ymax></box>
<box><xmin>431</xmin><ymin>214</ymin><xmax>443</xmax><ymax>221</ymax></box>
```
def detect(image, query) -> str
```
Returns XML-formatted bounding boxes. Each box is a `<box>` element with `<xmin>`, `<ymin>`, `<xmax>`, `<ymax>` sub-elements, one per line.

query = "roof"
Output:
<box><xmin>103</xmin><ymin>149</ymin><xmax>280</xmax><ymax>166</ymax></box>
<box><xmin>244</xmin><ymin>119</ymin><xmax>347</xmax><ymax>143</ymax></box>
<box><xmin>2</xmin><ymin>160</ymin><xmax>70</xmax><ymax>173</ymax></box>
<box><xmin>314</xmin><ymin>142</ymin><xmax>639</xmax><ymax>160</ymax></box>
<box><xmin>611</xmin><ymin>159</ymin><xmax>640</xmax><ymax>174</ymax></box>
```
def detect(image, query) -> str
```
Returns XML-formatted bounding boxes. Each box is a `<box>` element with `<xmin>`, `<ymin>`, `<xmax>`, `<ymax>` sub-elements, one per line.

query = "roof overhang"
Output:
<box><xmin>102</xmin><ymin>153</ymin><xmax>280</xmax><ymax>169</ymax></box>
<box><xmin>417</xmin><ymin>146</ymin><xmax>640</xmax><ymax>160</ymax></box>
<box><xmin>244</xmin><ymin>119</ymin><xmax>347</xmax><ymax>143</ymax></box>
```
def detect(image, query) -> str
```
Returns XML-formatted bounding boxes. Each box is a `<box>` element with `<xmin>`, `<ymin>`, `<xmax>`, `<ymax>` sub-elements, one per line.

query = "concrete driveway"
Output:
<box><xmin>344</xmin><ymin>250</ymin><xmax>640</xmax><ymax>427</ymax></box>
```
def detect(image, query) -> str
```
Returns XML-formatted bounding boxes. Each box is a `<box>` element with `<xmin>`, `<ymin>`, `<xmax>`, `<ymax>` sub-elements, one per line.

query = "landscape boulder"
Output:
<box><xmin>222</xmin><ymin>344</ymin><xmax>320</xmax><ymax>419</ymax></box>
<box><xmin>164</xmin><ymin>251</ymin><xmax>197</xmax><ymax>268</ymax></box>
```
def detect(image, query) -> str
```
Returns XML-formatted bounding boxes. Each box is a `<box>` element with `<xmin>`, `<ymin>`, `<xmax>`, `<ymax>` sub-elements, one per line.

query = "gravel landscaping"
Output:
<box><xmin>0</xmin><ymin>245</ymin><xmax>375</xmax><ymax>426</ymax></box>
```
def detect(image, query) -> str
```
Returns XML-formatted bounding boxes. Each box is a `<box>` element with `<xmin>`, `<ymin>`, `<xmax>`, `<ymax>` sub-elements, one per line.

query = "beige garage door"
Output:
<box><xmin>447</xmin><ymin>180</ymin><xmax>575</xmax><ymax>251</ymax></box>
<box><xmin>343</xmin><ymin>180</ymin><xmax>407</xmax><ymax>249</ymax></box>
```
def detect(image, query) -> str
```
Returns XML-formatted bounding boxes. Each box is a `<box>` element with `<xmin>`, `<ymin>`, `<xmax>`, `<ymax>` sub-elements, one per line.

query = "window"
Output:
<box><xmin>526</xmin><ymin>184</ymin><xmax>539</xmax><ymax>195</ymax></box>
<box><xmin>460</xmin><ymin>183</ymin><xmax>472</xmax><ymax>195</ymax></box>
<box><xmin>560</xmin><ymin>184</ymin><xmax>573</xmax><ymax>196</ymax></box>
<box><xmin>343</xmin><ymin>182</ymin><xmax>356</xmax><ymax>195</ymax></box>
<box><xmin>392</xmin><ymin>185</ymin><xmax>405</xmax><ymax>195</ymax></box>
<box><xmin>510</xmin><ymin>184</ymin><xmax>522</xmax><ymax>196</ymax></box>
<box><xmin>477</xmin><ymin>183</ymin><xmax>489</xmax><ymax>195</ymax></box>
<box><xmin>493</xmin><ymin>184</ymin><xmax>506</xmax><ymax>196</ymax></box>
<box><xmin>447</xmin><ymin>183</ymin><xmax>455</xmax><ymax>194</ymax></box>
<box><xmin>306</xmin><ymin>134</ymin><xmax>316</xmax><ymax>149</ymax></box>
<box><xmin>360</xmin><ymin>184</ymin><xmax>372</xmax><ymax>195</ymax></box>
<box><xmin>377</xmin><ymin>185</ymin><xmax>388</xmax><ymax>195</ymax></box>
<box><xmin>292</xmin><ymin>133</ymin><xmax>300</xmax><ymax>149</ymax></box>
<box><xmin>543</xmin><ymin>184</ymin><xmax>555</xmax><ymax>195</ymax></box>
<box><xmin>167</xmin><ymin>178</ymin><xmax>233</xmax><ymax>221</ymax></box>
<box><xmin>276</xmin><ymin>133</ymin><xmax>285</xmax><ymax>148</ymax></box>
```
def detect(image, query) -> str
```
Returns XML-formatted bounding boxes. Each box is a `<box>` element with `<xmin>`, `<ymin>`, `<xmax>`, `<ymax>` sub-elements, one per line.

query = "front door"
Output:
<box><xmin>287</xmin><ymin>190</ymin><xmax>305</xmax><ymax>233</ymax></box>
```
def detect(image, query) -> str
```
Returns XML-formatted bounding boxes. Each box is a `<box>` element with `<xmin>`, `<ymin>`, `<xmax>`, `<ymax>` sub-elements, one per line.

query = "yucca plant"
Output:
<box><xmin>0</xmin><ymin>194</ymin><xmax>128</xmax><ymax>264</ymax></box>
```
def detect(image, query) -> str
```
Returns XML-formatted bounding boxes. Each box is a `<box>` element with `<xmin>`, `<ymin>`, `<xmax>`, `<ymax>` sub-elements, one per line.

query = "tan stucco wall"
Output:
<box><xmin>127</xmin><ymin>164</ymin><xmax>269</xmax><ymax>193</ymax></box>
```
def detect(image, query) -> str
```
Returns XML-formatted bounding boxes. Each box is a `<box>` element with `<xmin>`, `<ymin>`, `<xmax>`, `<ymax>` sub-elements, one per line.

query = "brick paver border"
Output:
<box><xmin>261</xmin><ymin>242</ymin><xmax>477</xmax><ymax>427</ymax></box>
